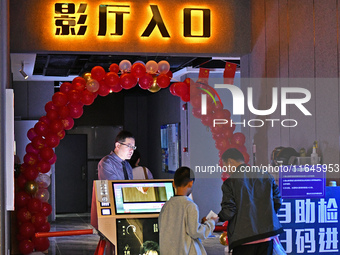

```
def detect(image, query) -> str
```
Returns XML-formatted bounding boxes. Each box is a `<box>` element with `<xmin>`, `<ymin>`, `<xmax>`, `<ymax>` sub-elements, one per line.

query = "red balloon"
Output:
<box><xmin>20</xmin><ymin>163</ymin><xmax>29</xmax><ymax>173</ymax></box>
<box><xmin>45</xmin><ymin>133</ymin><xmax>60</xmax><ymax>148</ymax></box>
<box><xmin>210</xmin><ymin>124</ymin><xmax>226</xmax><ymax>136</ymax></box>
<box><xmin>201</xmin><ymin>113</ymin><xmax>214</xmax><ymax>127</ymax></box>
<box><xmin>39</xmin><ymin>147</ymin><xmax>54</xmax><ymax>161</ymax></box>
<box><xmin>237</xmin><ymin>145</ymin><xmax>247</xmax><ymax>153</ymax></box>
<box><xmin>190</xmin><ymin>95</ymin><xmax>201</xmax><ymax>108</ymax></box>
<box><xmin>32</xmin><ymin>236</ymin><xmax>50</xmax><ymax>251</ymax></box>
<box><xmin>243</xmin><ymin>152</ymin><xmax>250</xmax><ymax>164</ymax></box>
<box><xmin>183</xmin><ymin>77</ymin><xmax>192</xmax><ymax>86</ymax></box>
<box><xmin>34</xmin><ymin>121</ymin><xmax>49</xmax><ymax>137</ymax></box>
<box><xmin>138</xmin><ymin>74</ymin><xmax>154</xmax><ymax>89</ymax></box>
<box><xmin>57</xmin><ymin>105</ymin><xmax>70</xmax><ymax>118</ymax></box>
<box><xmin>173</xmin><ymin>82</ymin><xmax>188</xmax><ymax>97</ymax></box>
<box><xmin>39</xmin><ymin>116</ymin><xmax>51</xmax><ymax>125</ymax></box>
<box><xmin>231</xmin><ymin>132</ymin><xmax>246</xmax><ymax>146</ymax></box>
<box><xmin>81</xmin><ymin>90</ymin><xmax>95</xmax><ymax>105</ymax></box>
<box><xmin>109</xmin><ymin>63</ymin><xmax>120</xmax><ymax>73</ymax></box>
<box><xmin>91</xmin><ymin>66</ymin><xmax>106</xmax><ymax>81</ymax></box>
<box><xmin>190</xmin><ymin>84</ymin><xmax>201</xmax><ymax>98</ymax></box>
<box><xmin>223</xmin><ymin>128</ymin><xmax>234</xmax><ymax>139</ymax></box>
<box><xmin>60</xmin><ymin>82</ymin><xmax>73</xmax><ymax>94</ymax></box>
<box><xmin>23</xmin><ymin>165</ymin><xmax>39</xmax><ymax>181</ymax></box>
<box><xmin>56</xmin><ymin>130</ymin><xmax>66</xmax><ymax>140</ymax></box>
<box><xmin>97</xmin><ymin>80</ymin><xmax>111</xmax><ymax>96</ymax></box>
<box><xmin>17</xmin><ymin>207</ymin><xmax>32</xmax><ymax>223</ymax></box>
<box><xmin>41</xmin><ymin>202</ymin><xmax>52</xmax><ymax>216</ymax></box>
<box><xmin>44</xmin><ymin>101</ymin><xmax>58</xmax><ymax>113</ymax></box>
<box><xmin>46</xmin><ymin>109</ymin><xmax>59</xmax><ymax>121</ymax></box>
<box><xmin>120</xmin><ymin>73</ymin><xmax>137</xmax><ymax>89</ymax></box>
<box><xmin>31</xmin><ymin>212</ymin><xmax>47</xmax><ymax>228</ymax></box>
<box><xmin>17</xmin><ymin>174</ymin><xmax>28</xmax><ymax>190</ymax></box>
<box><xmin>68</xmin><ymin>89</ymin><xmax>82</xmax><ymax>103</ymax></box>
<box><xmin>48</xmin><ymin>153</ymin><xmax>57</xmax><ymax>165</ymax></box>
<box><xmin>213</xmin><ymin>101</ymin><xmax>224</xmax><ymax>112</ymax></box>
<box><xmin>15</xmin><ymin>191</ymin><xmax>31</xmax><ymax>208</ymax></box>
<box><xmin>36</xmin><ymin>160</ymin><xmax>51</xmax><ymax>174</ymax></box>
<box><xmin>19</xmin><ymin>222</ymin><xmax>36</xmax><ymax>239</ymax></box>
<box><xmin>68</xmin><ymin>102</ymin><xmax>84</xmax><ymax>119</ymax></box>
<box><xmin>61</xmin><ymin>117</ymin><xmax>75</xmax><ymax>130</ymax></box>
<box><xmin>23</xmin><ymin>153</ymin><xmax>38</xmax><ymax>166</ymax></box>
<box><xmin>166</xmin><ymin>70</ymin><xmax>173</xmax><ymax>79</ymax></box>
<box><xmin>37</xmin><ymin>221</ymin><xmax>51</xmax><ymax>232</ymax></box>
<box><xmin>213</xmin><ymin>109</ymin><xmax>231</xmax><ymax>120</ymax></box>
<box><xmin>191</xmin><ymin>107</ymin><xmax>201</xmax><ymax>119</ymax></box>
<box><xmin>169</xmin><ymin>83</ymin><xmax>177</xmax><ymax>96</ymax></box>
<box><xmin>52</xmin><ymin>92</ymin><xmax>68</xmax><ymax>107</ymax></box>
<box><xmin>104</xmin><ymin>72</ymin><xmax>120</xmax><ymax>88</ymax></box>
<box><xmin>49</xmin><ymin>119</ymin><xmax>64</xmax><ymax>134</ymax></box>
<box><xmin>72</xmin><ymin>77</ymin><xmax>86</xmax><ymax>91</ymax></box>
<box><xmin>27</xmin><ymin>198</ymin><xmax>42</xmax><ymax>213</ymax></box>
<box><xmin>19</xmin><ymin>239</ymin><xmax>35</xmax><ymax>254</ymax></box>
<box><xmin>215</xmin><ymin>139</ymin><xmax>229</xmax><ymax>151</ymax></box>
<box><xmin>157</xmin><ymin>74</ymin><xmax>171</xmax><ymax>88</ymax></box>
<box><xmin>26</xmin><ymin>143</ymin><xmax>38</xmax><ymax>155</ymax></box>
<box><xmin>110</xmin><ymin>83</ymin><xmax>123</xmax><ymax>93</ymax></box>
<box><xmin>181</xmin><ymin>93</ymin><xmax>190</xmax><ymax>102</ymax></box>
<box><xmin>27</xmin><ymin>128</ymin><xmax>38</xmax><ymax>141</ymax></box>
<box><xmin>131</xmin><ymin>62</ymin><xmax>146</xmax><ymax>78</ymax></box>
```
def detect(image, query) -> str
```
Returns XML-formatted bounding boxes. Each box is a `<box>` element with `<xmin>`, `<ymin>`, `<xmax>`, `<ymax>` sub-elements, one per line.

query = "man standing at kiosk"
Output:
<box><xmin>218</xmin><ymin>148</ymin><xmax>283</xmax><ymax>255</ymax></box>
<box><xmin>91</xmin><ymin>130</ymin><xmax>136</xmax><ymax>254</ymax></box>
<box><xmin>98</xmin><ymin>130</ymin><xmax>136</xmax><ymax>180</ymax></box>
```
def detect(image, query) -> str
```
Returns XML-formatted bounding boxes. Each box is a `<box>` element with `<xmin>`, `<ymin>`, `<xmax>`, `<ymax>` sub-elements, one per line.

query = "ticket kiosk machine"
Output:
<box><xmin>92</xmin><ymin>179</ymin><xmax>174</xmax><ymax>255</ymax></box>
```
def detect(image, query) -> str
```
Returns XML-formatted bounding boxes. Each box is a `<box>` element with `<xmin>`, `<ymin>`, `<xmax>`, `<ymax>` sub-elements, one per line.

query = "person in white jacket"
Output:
<box><xmin>129</xmin><ymin>149</ymin><xmax>153</xmax><ymax>179</ymax></box>
<box><xmin>158</xmin><ymin>167</ymin><xmax>219</xmax><ymax>255</ymax></box>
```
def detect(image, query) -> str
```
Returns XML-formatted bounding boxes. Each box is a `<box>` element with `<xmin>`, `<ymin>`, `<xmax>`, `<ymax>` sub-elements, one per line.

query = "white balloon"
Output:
<box><xmin>158</xmin><ymin>60</ymin><xmax>170</xmax><ymax>74</ymax></box>
<box><xmin>145</xmin><ymin>60</ymin><xmax>158</xmax><ymax>74</ymax></box>
<box><xmin>86</xmin><ymin>79</ymin><xmax>100</xmax><ymax>92</ymax></box>
<box><xmin>119</xmin><ymin>60</ymin><xmax>132</xmax><ymax>72</ymax></box>
<box><xmin>35</xmin><ymin>174</ymin><xmax>51</xmax><ymax>188</ymax></box>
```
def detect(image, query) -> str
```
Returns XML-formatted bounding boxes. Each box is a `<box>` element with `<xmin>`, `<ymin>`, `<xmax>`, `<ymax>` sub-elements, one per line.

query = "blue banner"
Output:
<box><xmin>278</xmin><ymin>187</ymin><xmax>339</xmax><ymax>254</ymax></box>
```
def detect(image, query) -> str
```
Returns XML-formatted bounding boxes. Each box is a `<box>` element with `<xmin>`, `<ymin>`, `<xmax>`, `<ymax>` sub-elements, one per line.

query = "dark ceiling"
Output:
<box><xmin>33</xmin><ymin>54</ymin><xmax>240</xmax><ymax>77</ymax></box>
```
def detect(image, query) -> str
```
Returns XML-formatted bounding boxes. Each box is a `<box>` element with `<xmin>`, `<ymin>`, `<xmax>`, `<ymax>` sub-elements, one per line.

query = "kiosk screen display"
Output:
<box><xmin>116</xmin><ymin>218</ymin><xmax>159</xmax><ymax>255</ymax></box>
<box><xmin>112</xmin><ymin>181</ymin><xmax>174</xmax><ymax>214</ymax></box>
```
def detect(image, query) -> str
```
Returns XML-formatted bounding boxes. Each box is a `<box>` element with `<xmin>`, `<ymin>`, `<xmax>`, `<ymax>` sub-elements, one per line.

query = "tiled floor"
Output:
<box><xmin>47</xmin><ymin>213</ymin><xmax>100</xmax><ymax>255</ymax></box>
<box><xmin>44</xmin><ymin>213</ymin><xmax>227</xmax><ymax>255</ymax></box>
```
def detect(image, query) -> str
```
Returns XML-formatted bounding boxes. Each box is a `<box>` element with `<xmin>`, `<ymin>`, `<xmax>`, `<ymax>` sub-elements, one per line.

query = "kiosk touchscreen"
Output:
<box><xmin>92</xmin><ymin>179</ymin><xmax>174</xmax><ymax>255</ymax></box>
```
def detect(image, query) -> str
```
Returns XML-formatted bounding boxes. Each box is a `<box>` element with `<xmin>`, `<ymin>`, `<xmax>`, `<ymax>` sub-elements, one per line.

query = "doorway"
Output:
<box><xmin>55</xmin><ymin>134</ymin><xmax>88</xmax><ymax>213</ymax></box>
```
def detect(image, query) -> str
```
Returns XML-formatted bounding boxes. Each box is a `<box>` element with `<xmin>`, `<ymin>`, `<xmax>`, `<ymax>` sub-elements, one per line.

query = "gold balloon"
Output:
<box><xmin>83</xmin><ymin>72</ymin><xmax>92</xmax><ymax>82</ymax></box>
<box><xmin>24</xmin><ymin>180</ymin><xmax>39</xmax><ymax>195</ymax></box>
<box><xmin>148</xmin><ymin>76</ymin><xmax>161</xmax><ymax>93</ymax></box>
<box><xmin>219</xmin><ymin>232</ymin><xmax>229</xmax><ymax>246</ymax></box>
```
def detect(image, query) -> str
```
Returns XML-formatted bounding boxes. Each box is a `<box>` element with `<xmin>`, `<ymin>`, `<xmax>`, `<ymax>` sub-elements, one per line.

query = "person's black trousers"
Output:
<box><xmin>232</xmin><ymin>240</ymin><xmax>273</xmax><ymax>255</ymax></box>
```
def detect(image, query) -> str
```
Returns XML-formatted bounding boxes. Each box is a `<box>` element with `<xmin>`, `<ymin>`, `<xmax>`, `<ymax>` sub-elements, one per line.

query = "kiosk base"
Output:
<box><xmin>94</xmin><ymin>237</ymin><xmax>115</xmax><ymax>255</ymax></box>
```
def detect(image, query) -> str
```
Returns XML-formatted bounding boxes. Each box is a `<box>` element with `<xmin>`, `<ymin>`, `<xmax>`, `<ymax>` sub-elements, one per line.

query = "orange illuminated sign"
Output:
<box><xmin>10</xmin><ymin>0</ymin><xmax>250</xmax><ymax>55</ymax></box>
<box><xmin>54</xmin><ymin>3</ymin><xmax>211</xmax><ymax>39</ymax></box>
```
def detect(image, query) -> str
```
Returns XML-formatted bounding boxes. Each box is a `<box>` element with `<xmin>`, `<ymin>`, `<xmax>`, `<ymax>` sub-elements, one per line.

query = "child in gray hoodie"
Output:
<box><xmin>158</xmin><ymin>167</ymin><xmax>219</xmax><ymax>255</ymax></box>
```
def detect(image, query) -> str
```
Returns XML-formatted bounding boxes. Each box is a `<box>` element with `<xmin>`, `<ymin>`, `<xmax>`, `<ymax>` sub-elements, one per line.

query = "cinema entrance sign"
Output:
<box><xmin>10</xmin><ymin>0</ymin><xmax>250</xmax><ymax>55</ymax></box>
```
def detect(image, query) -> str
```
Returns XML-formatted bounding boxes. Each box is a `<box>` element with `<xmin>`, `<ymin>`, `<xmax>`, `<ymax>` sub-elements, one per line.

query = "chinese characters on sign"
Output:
<box><xmin>54</xmin><ymin>3</ymin><xmax>211</xmax><ymax>38</ymax></box>
<box><xmin>278</xmin><ymin>187</ymin><xmax>339</xmax><ymax>254</ymax></box>
<box><xmin>55</xmin><ymin>3</ymin><xmax>88</xmax><ymax>35</ymax></box>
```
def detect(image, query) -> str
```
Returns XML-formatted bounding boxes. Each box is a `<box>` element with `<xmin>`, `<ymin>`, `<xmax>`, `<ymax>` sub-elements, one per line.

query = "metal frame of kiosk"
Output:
<box><xmin>92</xmin><ymin>179</ymin><xmax>174</xmax><ymax>255</ymax></box>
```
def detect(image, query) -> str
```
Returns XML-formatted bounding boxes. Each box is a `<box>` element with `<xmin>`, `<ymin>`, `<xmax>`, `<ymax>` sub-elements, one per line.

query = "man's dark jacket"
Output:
<box><xmin>218</xmin><ymin>164</ymin><xmax>283</xmax><ymax>250</ymax></box>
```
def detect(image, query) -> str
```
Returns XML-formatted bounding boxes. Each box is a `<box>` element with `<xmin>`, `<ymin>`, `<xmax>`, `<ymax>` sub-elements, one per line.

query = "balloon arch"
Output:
<box><xmin>14</xmin><ymin>60</ymin><xmax>249</xmax><ymax>254</ymax></box>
